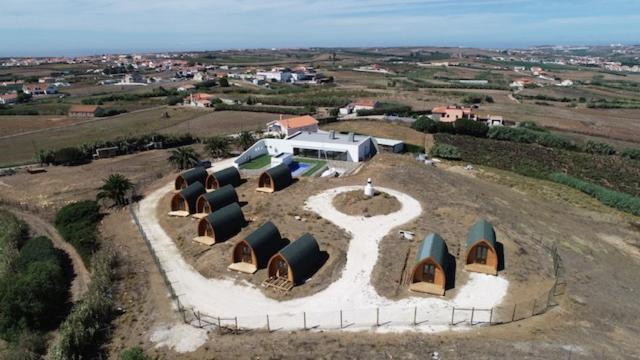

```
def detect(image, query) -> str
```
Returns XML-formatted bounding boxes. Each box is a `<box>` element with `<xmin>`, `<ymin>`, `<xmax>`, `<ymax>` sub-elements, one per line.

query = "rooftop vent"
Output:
<box><xmin>329</xmin><ymin>130</ymin><xmax>336</xmax><ymax>139</ymax></box>
<box><xmin>348</xmin><ymin>132</ymin><xmax>355</xmax><ymax>142</ymax></box>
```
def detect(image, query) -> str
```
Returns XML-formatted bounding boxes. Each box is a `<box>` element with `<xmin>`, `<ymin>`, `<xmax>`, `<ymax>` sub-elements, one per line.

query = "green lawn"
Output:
<box><xmin>294</xmin><ymin>157</ymin><xmax>327</xmax><ymax>176</ymax></box>
<box><xmin>239</xmin><ymin>154</ymin><xmax>271</xmax><ymax>169</ymax></box>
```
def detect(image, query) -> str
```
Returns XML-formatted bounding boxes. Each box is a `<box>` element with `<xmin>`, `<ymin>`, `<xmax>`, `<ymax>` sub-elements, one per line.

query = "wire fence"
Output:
<box><xmin>129</xmin><ymin>204</ymin><xmax>566</xmax><ymax>335</ymax></box>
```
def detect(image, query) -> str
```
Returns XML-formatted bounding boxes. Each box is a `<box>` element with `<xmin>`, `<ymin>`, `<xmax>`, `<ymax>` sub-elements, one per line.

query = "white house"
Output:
<box><xmin>257</xmin><ymin>68</ymin><xmax>292</xmax><ymax>83</ymax></box>
<box><xmin>266</xmin><ymin>115</ymin><xmax>319</xmax><ymax>137</ymax></box>
<box><xmin>0</xmin><ymin>93</ymin><xmax>18</xmax><ymax>105</ymax></box>
<box><xmin>235</xmin><ymin>130</ymin><xmax>378</xmax><ymax>167</ymax></box>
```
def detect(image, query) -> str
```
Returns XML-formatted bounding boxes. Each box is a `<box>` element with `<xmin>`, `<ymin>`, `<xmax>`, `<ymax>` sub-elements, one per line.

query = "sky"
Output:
<box><xmin>1</xmin><ymin>0</ymin><xmax>639</xmax><ymax>57</ymax></box>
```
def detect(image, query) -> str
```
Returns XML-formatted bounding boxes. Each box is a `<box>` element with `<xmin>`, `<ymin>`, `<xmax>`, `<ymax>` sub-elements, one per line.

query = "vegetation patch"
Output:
<box><xmin>332</xmin><ymin>190</ymin><xmax>401</xmax><ymax>217</ymax></box>
<box><xmin>54</xmin><ymin>201</ymin><xmax>102</xmax><ymax>264</ymax></box>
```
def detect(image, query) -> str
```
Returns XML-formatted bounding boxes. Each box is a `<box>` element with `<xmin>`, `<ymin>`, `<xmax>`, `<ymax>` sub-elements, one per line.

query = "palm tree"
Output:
<box><xmin>167</xmin><ymin>146</ymin><xmax>200</xmax><ymax>170</ymax></box>
<box><xmin>96</xmin><ymin>174</ymin><xmax>133</xmax><ymax>207</ymax></box>
<box><xmin>237</xmin><ymin>131</ymin><xmax>256</xmax><ymax>151</ymax></box>
<box><xmin>205</xmin><ymin>136</ymin><xmax>230</xmax><ymax>159</ymax></box>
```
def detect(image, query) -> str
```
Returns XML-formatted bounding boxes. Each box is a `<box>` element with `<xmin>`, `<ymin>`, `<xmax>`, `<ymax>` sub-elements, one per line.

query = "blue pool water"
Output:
<box><xmin>289</xmin><ymin>162</ymin><xmax>312</xmax><ymax>177</ymax></box>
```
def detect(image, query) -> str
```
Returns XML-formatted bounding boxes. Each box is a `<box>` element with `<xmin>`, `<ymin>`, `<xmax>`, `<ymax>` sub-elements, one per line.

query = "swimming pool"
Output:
<box><xmin>289</xmin><ymin>162</ymin><xmax>312</xmax><ymax>177</ymax></box>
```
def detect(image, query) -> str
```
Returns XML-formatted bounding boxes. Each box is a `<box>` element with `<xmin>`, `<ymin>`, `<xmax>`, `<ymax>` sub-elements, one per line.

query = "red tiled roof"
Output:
<box><xmin>352</xmin><ymin>99</ymin><xmax>378</xmax><ymax>108</ymax></box>
<box><xmin>277</xmin><ymin>115</ymin><xmax>318</xmax><ymax>129</ymax></box>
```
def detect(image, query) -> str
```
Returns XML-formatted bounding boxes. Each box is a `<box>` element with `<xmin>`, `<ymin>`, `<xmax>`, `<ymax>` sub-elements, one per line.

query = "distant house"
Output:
<box><xmin>266</xmin><ymin>115</ymin><xmax>319</xmax><ymax>137</ymax></box>
<box><xmin>431</xmin><ymin>105</ymin><xmax>477</xmax><ymax>122</ymax></box>
<box><xmin>257</xmin><ymin>68</ymin><xmax>292</xmax><ymax>83</ymax></box>
<box><xmin>0</xmin><ymin>93</ymin><xmax>18</xmax><ymax>105</ymax></box>
<box><xmin>187</xmin><ymin>93</ymin><xmax>214</xmax><ymax>107</ymax></box>
<box><xmin>177</xmin><ymin>84</ymin><xmax>196</xmax><ymax>92</ymax></box>
<box><xmin>530</xmin><ymin>66</ymin><xmax>543</xmax><ymax>76</ymax></box>
<box><xmin>38</xmin><ymin>77</ymin><xmax>55</xmax><ymax>84</ymax></box>
<box><xmin>122</xmin><ymin>73</ymin><xmax>145</xmax><ymax>84</ymax></box>
<box><xmin>22</xmin><ymin>84</ymin><xmax>46</xmax><ymax>96</ymax></box>
<box><xmin>484</xmin><ymin>115</ymin><xmax>505</xmax><ymax>127</ymax></box>
<box><xmin>193</xmin><ymin>72</ymin><xmax>207</xmax><ymax>82</ymax></box>
<box><xmin>339</xmin><ymin>99</ymin><xmax>380</xmax><ymax>116</ymax></box>
<box><xmin>69</xmin><ymin>104</ymin><xmax>98</xmax><ymax>117</ymax></box>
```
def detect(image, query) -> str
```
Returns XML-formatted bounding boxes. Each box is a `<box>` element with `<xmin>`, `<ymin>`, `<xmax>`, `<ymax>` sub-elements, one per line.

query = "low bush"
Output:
<box><xmin>51</xmin><ymin>147</ymin><xmax>91</xmax><ymax>166</ymax></box>
<box><xmin>214</xmin><ymin>103</ymin><xmax>314</xmax><ymax>115</ymax></box>
<box><xmin>94</xmin><ymin>107</ymin><xmax>127</xmax><ymax>117</ymax></box>
<box><xmin>518</xmin><ymin>121</ymin><xmax>548</xmax><ymax>132</ymax></box>
<box><xmin>487</xmin><ymin>126</ymin><xmax>575</xmax><ymax>150</ymax></box>
<box><xmin>119</xmin><ymin>347</ymin><xmax>151</xmax><ymax>360</ymax></box>
<box><xmin>404</xmin><ymin>143</ymin><xmax>426</xmax><ymax>154</ymax></box>
<box><xmin>454</xmin><ymin>118</ymin><xmax>489</xmax><ymax>137</ymax></box>
<box><xmin>549</xmin><ymin>173</ymin><xmax>640</xmax><ymax>215</ymax></box>
<box><xmin>356</xmin><ymin>102</ymin><xmax>412</xmax><ymax>116</ymax></box>
<box><xmin>411</xmin><ymin>116</ymin><xmax>437</xmax><ymax>133</ymax></box>
<box><xmin>430</xmin><ymin>143</ymin><xmax>461</xmax><ymax>160</ymax></box>
<box><xmin>621</xmin><ymin>148</ymin><xmax>640</xmax><ymax>160</ymax></box>
<box><xmin>54</xmin><ymin>201</ymin><xmax>101</xmax><ymax>264</ymax></box>
<box><xmin>584</xmin><ymin>140</ymin><xmax>616</xmax><ymax>155</ymax></box>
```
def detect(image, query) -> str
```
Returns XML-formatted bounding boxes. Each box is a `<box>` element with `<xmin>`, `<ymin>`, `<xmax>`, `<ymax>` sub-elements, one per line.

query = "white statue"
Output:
<box><xmin>364</xmin><ymin>178</ymin><xmax>374</xmax><ymax>197</ymax></box>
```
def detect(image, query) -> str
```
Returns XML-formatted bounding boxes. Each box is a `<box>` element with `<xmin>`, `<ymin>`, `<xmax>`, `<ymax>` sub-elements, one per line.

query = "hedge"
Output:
<box><xmin>584</xmin><ymin>140</ymin><xmax>616</xmax><ymax>155</ymax></box>
<box><xmin>487</xmin><ymin>126</ymin><xmax>576</xmax><ymax>150</ymax></box>
<box><xmin>214</xmin><ymin>103</ymin><xmax>314</xmax><ymax>115</ymax></box>
<box><xmin>549</xmin><ymin>173</ymin><xmax>640</xmax><ymax>215</ymax></box>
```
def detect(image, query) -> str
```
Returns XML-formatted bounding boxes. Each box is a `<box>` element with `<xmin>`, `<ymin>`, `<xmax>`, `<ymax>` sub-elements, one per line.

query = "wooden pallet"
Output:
<box><xmin>262</xmin><ymin>277</ymin><xmax>294</xmax><ymax>292</ymax></box>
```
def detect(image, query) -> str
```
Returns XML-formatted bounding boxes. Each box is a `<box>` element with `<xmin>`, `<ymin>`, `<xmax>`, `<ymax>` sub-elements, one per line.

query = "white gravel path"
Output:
<box><xmin>137</xmin><ymin>161</ymin><xmax>508</xmax><ymax>333</ymax></box>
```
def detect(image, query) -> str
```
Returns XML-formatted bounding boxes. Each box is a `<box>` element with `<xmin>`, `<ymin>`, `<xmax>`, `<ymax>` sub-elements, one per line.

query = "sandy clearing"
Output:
<box><xmin>136</xmin><ymin>166</ymin><xmax>508</xmax><ymax>332</ymax></box>
<box><xmin>150</xmin><ymin>324</ymin><xmax>208</xmax><ymax>353</ymax></box>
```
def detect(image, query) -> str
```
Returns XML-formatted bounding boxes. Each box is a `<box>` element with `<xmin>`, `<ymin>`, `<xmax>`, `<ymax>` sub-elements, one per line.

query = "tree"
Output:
<box><xmin>96</xmin><ymin>174</ymin><xmax>133</xmax><ymax>207</ymax></box>
<box><xmin>411</xmin><ymin>116</ymin><xmax>437</xmax><ymax>133</ymax></box>
<box><xmin>237</xmin><ymin>131</ymin><xmax>255</xmax><ymax>151</ymax></box>
<box><xmin>167</xmin><ymin>147</ymin><xmax>200</xmax><ymax>170</ymax></box>
<box><xmin>430</xmin><ymin>143</ymin><xmax>461</xmax><ymax>160</ymax></box>
<box><xmin>35</xmin><ymin>149</ymin><xmax>55</xmax><ymax>166</ymax></box>
<box><xmin>204</xmin><ymin>136</ymin><xmax>230</xmax><ymax>158</ymax></box>
<box><xmin>219</xmin><ymin>76</ymin><xmax>230</xmax><ymax>87</ymax></box>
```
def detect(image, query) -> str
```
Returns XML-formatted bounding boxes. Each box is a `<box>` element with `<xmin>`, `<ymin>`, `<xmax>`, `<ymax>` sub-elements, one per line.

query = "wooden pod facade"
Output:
<box><xmin>267</xmin><ymin>233</ymin><xmax>321</xmax><ymax>285</ymax></box>
<box><xmin>465</xmin><ymin>219</ymin><xmax>498</xmax><ymax>275</ymax></box>
<box><xmin>257</xmin><ymin>164</ymin><xmax>293</xmax><ymax>193</ymax></box>
<box><xmin>409</xmin><ymin>233</ymin><xmax>449</xmax><ymax>296</ymax></box>
<box><xmin>230</xmin><ymin>221</ymin><xmax>286</xmax><ymax>273</ymax></box>
<box><xmin>195</xmin><ymin>203</ymin><xmax>245</xmax><ymax>245</ymax></box>
<box><xmin>195</xmin><ymin>184</ymin><xmax>238</xmax><ymax>214</ymax></box>
<box><xmin>170</xmin><ymin>182</ymin><xmax>206</xmax><ymax>214</ymax></box>
<box><xmin>205</xmin><ymin>167</ymin><xmax>242</xmax><ymax>190</ymax></box>
<box><xmin>175</xmin><ymin>166</ymin><xmax>208</xmax><ymax>191</ymax></box>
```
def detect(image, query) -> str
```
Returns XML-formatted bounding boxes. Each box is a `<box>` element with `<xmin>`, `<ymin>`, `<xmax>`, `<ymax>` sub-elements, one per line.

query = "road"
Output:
<box><xmin>10</xmin><ymin>209</ymin><xmax>91</xmax><ymax>302</ymax></box>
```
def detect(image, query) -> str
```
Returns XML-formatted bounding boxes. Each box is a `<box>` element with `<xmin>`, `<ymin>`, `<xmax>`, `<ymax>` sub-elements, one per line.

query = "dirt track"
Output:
<box><xmin>10</xmin><ymin>209</ymin><xmax>90</xmax><ymax>301</ymax></box>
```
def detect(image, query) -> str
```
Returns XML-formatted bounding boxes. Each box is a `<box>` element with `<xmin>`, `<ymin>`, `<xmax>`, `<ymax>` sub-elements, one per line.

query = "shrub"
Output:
<box><xmin>411</xmin><ymin>116</ymin><xmax>437</xmax><ymax>133</ymax></box>
<box><xmin>54</xmin><ymin>201</ymin><xmax>101</xmax><ymax>264</ymax></box>
<box><xmin>487</xmin><ymin>126</ymin><xmax>576</xmax><ymax>150</ymax></box>
<box><xmin>434</xmin><ymin>121</ymin><xmax>456</xmax><ymax>134</ymax></box>
<box><xmin>0</xmin><ymin>258</ymin><xmax>68</xmax><ymax>339</ymax></box>
<box><xmin>0</xmin><ymin>210</ymin><xmax>26</xmax><ymax>277</ymax></box>
<box><xmin>621</xmin><ymin>148</ymin><xmax>640</xmax><ymax>160</ymax></box>
<box><xmin>430</xmin><ymin>143</ymin><xmax>461</xmax><ymax>160</ymax></box>
<box><xmin>16</xmin><ymin>236</ymin><xmax>58</xmax><ymax>271</ymax></box>
<box><xmin>119</xmin><ymin>347</ymin><xmax>150</xmax><ymax>360</ymax></box>
<box><xmin>404</xmin><ymin>143</ymin><xmax>426</xmax><ymax>154</ymax></box>
<box><xmin>51</xmin><ymin>147</ymin><xmax>91</xmax><ymax>166</ymax></box>
<box><xmin>549</xmin><ymin>173</ymin><xmax>640</xmax><ymax>215</ymax></box>
<box><xmin>166</xmin><ymin>95</ymin><xmax>183</xmax><ymax>106</ymax></box>
<box><xmin>95</xmin><ymin>107</ymin><xmax>127</xmax><ymax>117</ymax></box>
<box><xmin>518</xmin><ymin>121</ymin><xmax>548</xmax><ymax>132</ymax></box>
<box><xmin>584</xmin><ymin>140</ymin><xmax>616</xmax><ymax>155</ymax></box>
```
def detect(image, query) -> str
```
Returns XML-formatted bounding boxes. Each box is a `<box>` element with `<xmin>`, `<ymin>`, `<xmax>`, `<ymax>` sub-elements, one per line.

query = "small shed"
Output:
<box><xmin>465</xmin><ymin>219</ymin><xmax>498</xmax><ymax>275</ymax></box>
<box><xmin>409</xmin><ymin>233</ymin><xmax>449</xmax><ymax>295</ymax></box>
<box><xmin>175</xmin><ymin>167</ymin><xmax>208</xmax><ymax>191</ymax></box>
<box><xmin>257</xmin><ymin>164</ymin><xmax>293</xmax><ymax>193</ymax></box>
<box><xmin>205</xmin><ymin>167</ymin><xmax>242</xmax><ymax>190</ymax></box>
<box><xmin>169</xmin><ymin>182</ymin><xmax>206</xmax><ymax>217</ymax></box>
<box><xmin>194</xmin><ymin>203</ymin><xmax>245</xmax><ymax>246</ymax></box>
<box><xmin>228</xmin><ymin>221</ymin><xmax>286</xmax><ymax>274</ymax></box>
<box><xmin>194</xmin><ymin>185</ymin><xmax>238</xmax><ymax>217</ymax></box>
<box><xmin>266</xmin><ymin>233</ymin><xmax>322</xmax><ymax>288</ymax></box>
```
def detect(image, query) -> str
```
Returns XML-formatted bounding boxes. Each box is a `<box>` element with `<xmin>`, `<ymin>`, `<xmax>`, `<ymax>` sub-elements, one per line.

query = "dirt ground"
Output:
<box><xmin>2</xmin><ymin>141</ymin><xmax>640</xmax><ymax>358</ymax></box>
<box><xmin>157</xmin><ymin>175</ymin><xmax>350</xmax><ymax>300</ymax></box>
<box><xmin>0</xmin><ymin>115</ymin><xmax>85</xmax><ymax>137</ymax></box>
<box><xmin>332</xmin><ymin>189</ymin><xmax>401</xmax><ymax>217</ymax></box>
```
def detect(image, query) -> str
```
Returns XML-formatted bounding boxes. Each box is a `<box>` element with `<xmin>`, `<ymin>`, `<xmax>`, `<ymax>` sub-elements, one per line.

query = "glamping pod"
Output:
<box><xmin>194</xmin><ymin>203</ymin><xmax>245</xmax><ymax>246</ymax></box>
<box><xmin>228</xmin><ymin>221</ymin><xmax>286</xmax><ymax>274</ymax></box>
<box><xmin>266</xmin><ymin>233</ymin><xmax>321</xmax><ymax>287</ymax></box>
<box><xmin>195</xmin><ymin>185</ymin><xmax>238</xmax><ymax>215</ymax></box>
<box><xmin>256</xmin><ymin>164</ymin><xmax>293</xmax><ymax>193</ymax></box>
<box><xmin>205</xmin><ymin>167</ymin><xmax>242</xmax><ymax>190</ymax></box>
<box><xmin>169</xmin><ymin>182</ymin><xmax>206</xmax><ymax>216</ymax></box>
<box><xmin>409</xmin><ymin>233</ymin><xmax>449</xmax><ymax>296</ymax></box>
<box><xmin>175</xmin><ymin>167</ymin><xmax>208</xmax><ymax>191</ymax></box>
<box><xmin>465</xmin><ymin>219</ymin><xmax>498</xmax><ymax>275</ymax></box>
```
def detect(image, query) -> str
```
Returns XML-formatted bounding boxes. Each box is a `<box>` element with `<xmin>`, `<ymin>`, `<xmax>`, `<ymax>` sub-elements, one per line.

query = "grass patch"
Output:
<box><xmin>239</xmin><ymin>154</ymin><xmax>271</xmax><ymax>169</ymax></box>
